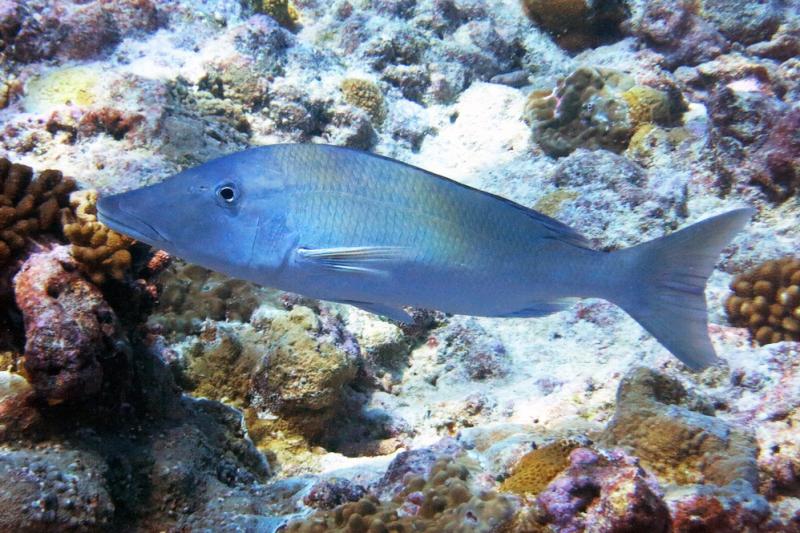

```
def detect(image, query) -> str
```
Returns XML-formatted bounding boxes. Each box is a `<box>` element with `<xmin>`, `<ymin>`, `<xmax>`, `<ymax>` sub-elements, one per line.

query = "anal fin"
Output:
<box><xmin>496</xmin><ymin>299</ymin><xmax>576</xmax><ymax>318</ymax></box>
<box><xmin>337</xmin><ymin>299</ymin><xmax>414</xmax><ymax>324</ymax></box>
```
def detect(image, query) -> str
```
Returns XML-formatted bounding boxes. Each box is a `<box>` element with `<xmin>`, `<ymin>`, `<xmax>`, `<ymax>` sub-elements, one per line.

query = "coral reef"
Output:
<box><xmin>625</xmin><ymin>0</ymin><xmax>730</xmax><ymax>68</ymax></box>
<box><xmin>178</xmin><ymin>323</ymin><xmax>262</xmax><ymax>408</ymax></box>
<box><xmin>0</xmin><ymin>448</ymin><xmax>115</xmax><ymax>531</ymax></box>
<box><xmin>254</xmin><ymin>306</ymin><xmax>359</xmax><ymax>415</ymax></box>
<box><xmin>23</xmin><ymin>66</ymin><xmax>102</xmax><ymax>113</ymax></box>
<box><xmin>726</xmin><ymin>257</ymin><xmax>800</xmax><ymax>345</ymax></box>
<box><xmin>599</xmin><ymin>367</ymin><xmax>758</xmax><ymax>487</ymax></box>
<box><xmin>287</xmin><ymin>454</ymin><xmax>518</xmax><ymax>532</ymax></box>
<box><xmin>340</xmin><ymin>78</ymin><xmax>385</xmax><ymax>124</ymax></box>
<box><xmin>499</xmin><ymin>439</ymin><xmax>581</xmax><ymax>499</ymax></box>
<box><xmin>523</xmin><ymin>67</ymin><xmax>675</xmax><ymax>157</ymax></box>
<box><xmin>519</xmin><ymin>447</ymin><xmax>671</xmax><ymax>533</ymax></box>
<box><xmin>14</xmin><ymin>245</ymin><xmax>129</xmax><ymax>405</ymax></box>
<box><xmin>1</xmin><ymin>0</ymin><xmax>161</xmax><ymax>62</ymax></box>
<box><xmin>249</xmin><ymin>0</ymin><xmax>300</xmax><ymax>30</ymax></box>
<box><xmin>0</xmin><ymin>159</ymin><xmax>75</xmax><ymax>265</ymax></box>
<box><xmin>520</xmin><ymin>0</ymin><xmax>627</xmax><ymax>52</ymax></box>
<box><xmin>148</xmin><ymin>262</ymin><xmax>266</xmax><ymax>337</ymax></box>
<box><xmin>62</xmin><ymin>190</ymin><xmax>134</xmax><ymax>285</ymax></box>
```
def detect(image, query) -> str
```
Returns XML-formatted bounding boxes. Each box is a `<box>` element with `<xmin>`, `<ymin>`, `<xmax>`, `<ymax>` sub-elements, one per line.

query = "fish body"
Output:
<box><xmin>97</xmin><ymin>144</ymin><xmax>753</xmax><ymax>369</ymax></box>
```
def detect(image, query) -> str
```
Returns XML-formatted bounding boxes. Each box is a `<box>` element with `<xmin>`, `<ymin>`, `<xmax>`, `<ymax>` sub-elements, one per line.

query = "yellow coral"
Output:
<box><xmin>500</xmin><ymin>439</ymin><xmax>581</xmax><ymax>498</ymax></box>
<box><xmin>534</xmin><ymin>190</ymin><xmax>579</xmax><ymax>217</ymax></box>
<box><xmin>621</xmin><ymin>86</ymin><xmax>671</xmax><ymax>129</ymax></box>
<box><xmin>63</xmin><ymin>190</ymin><xmax>134</xmax><ymax>284</ymax></box>
<box><xmin>24</xmin><ymin>66</ymin><xmax>101</xmax><ymax>113</ymax></box>
<box><xmin>252</xmin><ymin>0</ymin><xmax>300</xmax><ymax>29</ymax></box>
<box><xmin>341</xmin><ymin>78</ymin><xmax>385</xmax><ymax>124</ymax></box>
<box><xmin>726</xmin><ymin>257</ymin><xmax>800</xmax><ymax>345</ymax></box>
<box><xmin>0</xmin><ymin>158</ymin><xmax>76</xmax><ymax>264</ymax></box>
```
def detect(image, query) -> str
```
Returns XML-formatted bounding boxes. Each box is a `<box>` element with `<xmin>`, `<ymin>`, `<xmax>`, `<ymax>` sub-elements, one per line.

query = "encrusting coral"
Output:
<box><xmin>286</xmin><ymin>455</ymin><xmax>519</xmax><ymax>532</ymax></box>
<box><xmin>523</xmin><ymin>67</ymin><xmax>674</xmax><ymax>157</ymax></box>
<box><xmin>499</xmin><ymin>439</ymin><xmax>582</xmax><ymax>499</ymax></box>
<box><xmin>62</xmin><ymin>189</ymin><xmax>134</xmax><ymax>285</ymax></box>
<box><xmin>0</xmin><ymin>158</ymin><xmax>76</xmax><ymax>265</ymax></box>
<box><xmin>599</xmin><ymin>367</ymin><xmax>758</xmax><ymax>488</ymax></box>
<box><xmin>726</xmin><ymin>257</ymin><xmax>800</xmax><ymax>345</ymax></box>
<box><xmin>340</xmin><ymin>78</ymin><xmax>385</xmax><ymax>124</ymax></box>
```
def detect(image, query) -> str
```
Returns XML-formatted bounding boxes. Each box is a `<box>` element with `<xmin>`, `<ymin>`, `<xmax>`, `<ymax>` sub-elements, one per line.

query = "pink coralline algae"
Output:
<box><xmin>525</xmin><ymin>448</ymin><xmax>671</xmax><ymax>533</ymax></box>
<box><xmin>0</xmin><ymin>0</ymin><xmax>162</xmax><ymax>62</ymax></box>
<box><xmin>624</xmin><ymin>0</ymin><xmax>729</xmax><ymax>68</ymax></box>
<box><xmin>13</xmin><ymin>245</ymin><xmax>129</xmax><ymax>405</ymax></box>
<box><xmin>709</xmin><ymin>76</ymin><xmax>799</xmax><ymax>202</ymax></box>
<box><xmin>667</xmin><ymin>480</ymin><xmax>772</xmax><ymax>533</ymax></box>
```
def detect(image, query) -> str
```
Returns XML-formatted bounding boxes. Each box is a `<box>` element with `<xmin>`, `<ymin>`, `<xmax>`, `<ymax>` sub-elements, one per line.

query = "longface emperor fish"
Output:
<box><xmin>97</xmin><ymin>144</ymin><xmax>753</xmax><ymax>370</ymax></box>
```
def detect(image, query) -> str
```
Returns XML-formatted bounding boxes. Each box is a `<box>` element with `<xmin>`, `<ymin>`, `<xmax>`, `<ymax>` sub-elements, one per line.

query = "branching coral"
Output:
<box><xmin>523</xmin><ymin>67</ymin><xmax>674</xmax><ymax>157</ymax></box>
<box><xmin>0</xmin><ymin>158</ymin><xmax>76</xmax><ymax>265</ymax></box>
<box><xmin>287</xmin><ymin>456</ymin><xmax>518</xmax><ymax>532</ymax></box>
<box><xmin>62</xmin><ymin>190</ymin><xmax>134</xmax><ymax>285</ymax></box>
<box><xmin>726</xmin><ymin>257</ymin><xmax>800</xmax><ymax>345</ymax></box>
<box><xmin>341</xmin><ymin>78</ymin><xmax>385</xmax><ymax>124</ymax></box>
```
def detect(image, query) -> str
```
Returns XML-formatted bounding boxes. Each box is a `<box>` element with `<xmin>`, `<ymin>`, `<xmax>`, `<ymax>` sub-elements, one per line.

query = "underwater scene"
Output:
<box><xmin>1</xmin><ymin>0</ymin><xmax>800</xmax><ymax>531</ymax></box>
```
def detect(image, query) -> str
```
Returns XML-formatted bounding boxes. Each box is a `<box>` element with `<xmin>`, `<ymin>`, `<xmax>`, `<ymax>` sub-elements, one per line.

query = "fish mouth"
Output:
<box><xmin>97</xmin><ymin>194</ymin><xmax>168</xmax><ymax>248</ymax></box>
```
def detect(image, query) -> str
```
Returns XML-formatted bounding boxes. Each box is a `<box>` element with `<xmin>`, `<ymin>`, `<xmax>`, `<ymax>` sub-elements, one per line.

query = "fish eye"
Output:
<box><xmin>217</xmin><ymin>184</ymin><xmax>237</xmax><ymax>203</ymax></box>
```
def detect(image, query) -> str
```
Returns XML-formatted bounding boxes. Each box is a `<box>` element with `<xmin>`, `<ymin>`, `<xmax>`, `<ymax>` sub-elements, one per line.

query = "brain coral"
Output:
<box><xmin>0</xmin><ymin>158</ymin><xmax>76</xmax><ymax>265</ymax></box>
<box><xmin>62</xmin><ymin>190</ymin><xmax>134</xmax><ymax>285</ymax></box>
<box><xmin>523</xmin><ymin>67</ymin><xmax>674</xmax><ymax>157</ymax></box>
<box><xmin>726</xmin><ymin>257</ymin><xmax>800</xmax><ymax>345</ymax></box>
<box><xmin>287</xmin><ymin>455</ymin><xmax>518</xmax><ymax>532</ymax></box>
<box><xmin>500</xmin><ymin>439</ymin><xmax>582</xmax><ymax>499</ymax></box>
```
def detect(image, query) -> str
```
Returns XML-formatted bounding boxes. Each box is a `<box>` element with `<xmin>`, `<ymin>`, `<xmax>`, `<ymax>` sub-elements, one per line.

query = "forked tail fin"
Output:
<box><xmin>611</xmin><ymin>208</ymin><xmax>755</xmax><ymax>370</ymax></box>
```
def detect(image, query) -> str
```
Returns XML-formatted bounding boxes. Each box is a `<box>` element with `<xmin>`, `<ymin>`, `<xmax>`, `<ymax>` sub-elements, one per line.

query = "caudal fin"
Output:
<box><xmin>612</xmin><ymin>208</ymin><xmax>755</xmax><ymax>370</ymax></box>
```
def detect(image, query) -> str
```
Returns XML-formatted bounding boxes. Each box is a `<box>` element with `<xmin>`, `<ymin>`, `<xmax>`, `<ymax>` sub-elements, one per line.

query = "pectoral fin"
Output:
<box><xmin>296</xmin><ymin>246</ymin><xmax>409</xmax><ymax>276</ymax></box>
<box><xmin>337</xmin><ymin>299</ymin><xmax>414</xmax><ymax>324</ymax></box>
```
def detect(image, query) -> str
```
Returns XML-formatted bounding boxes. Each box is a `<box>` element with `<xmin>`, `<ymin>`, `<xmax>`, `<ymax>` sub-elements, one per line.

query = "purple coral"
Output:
<box><xmin>534</xmin><ymin>448</ymin><xmax>670</xmax><ymax>533</ymax></box>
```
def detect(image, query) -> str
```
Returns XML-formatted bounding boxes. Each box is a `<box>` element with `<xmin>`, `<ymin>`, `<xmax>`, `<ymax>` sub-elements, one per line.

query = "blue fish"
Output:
<box><xmin>97</xmin><ymin>144</ymin><xmax>753</xmax><ymax>370</ymax></box>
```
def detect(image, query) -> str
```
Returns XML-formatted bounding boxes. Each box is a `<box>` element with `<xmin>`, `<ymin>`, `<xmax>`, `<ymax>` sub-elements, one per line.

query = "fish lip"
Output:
<box><xmin>97</xmin><ymin>194</ymin><xmax>168</xmax><ymax>247</ymax></box>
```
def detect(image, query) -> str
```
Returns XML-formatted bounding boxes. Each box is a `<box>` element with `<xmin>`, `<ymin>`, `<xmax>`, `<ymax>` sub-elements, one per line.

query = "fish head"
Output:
<box><xmin>97</xmin><ymin>149</ymin><xmax>290</xmax><ymax>279</ymax></box>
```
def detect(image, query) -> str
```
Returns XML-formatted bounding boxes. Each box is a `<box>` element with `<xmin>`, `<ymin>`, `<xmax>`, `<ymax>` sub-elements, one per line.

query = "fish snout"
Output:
<box><xmin>96</xmin><ymin>192</ymin><xmax>167</xmax><ymax>246</ymax></box>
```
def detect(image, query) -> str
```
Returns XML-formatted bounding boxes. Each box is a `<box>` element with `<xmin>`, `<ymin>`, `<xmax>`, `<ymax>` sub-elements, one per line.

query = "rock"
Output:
<box><xmin>14</xmin><ymin>245</ymin><xmax>129</xmax><ymax>405</ymax></box>
<box><xmin>625</xmin><ymin>0</ymin><xmax>729</xmax><ymax>68</ymax></box>
<box><xmin>1</xmin><ymin>0</ymin><xmax>161</xmax><ymax>63</ymax></box>
<box><xmin>666</xmin><ymin>479</ymin><xmax>771</xmax><ymax>533</ymax></box>
<box><xmin>254</xmin><ymin>306</ymin><xmax>359</xmax><ymax>414</ymax></box>
<box><xmin>599</xmin><ymin>367</ymin><xmax>759</xmax><ymax>488</ymax></box>
<box><xmin>520</xmin><ymin>448</ymin><xmax>671</xmax><ymax>533</ymax></box>
<box><xmin>0</xmin><ymin>448</ymin><xmax>114</xmax><ymax>531</ymax></box>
